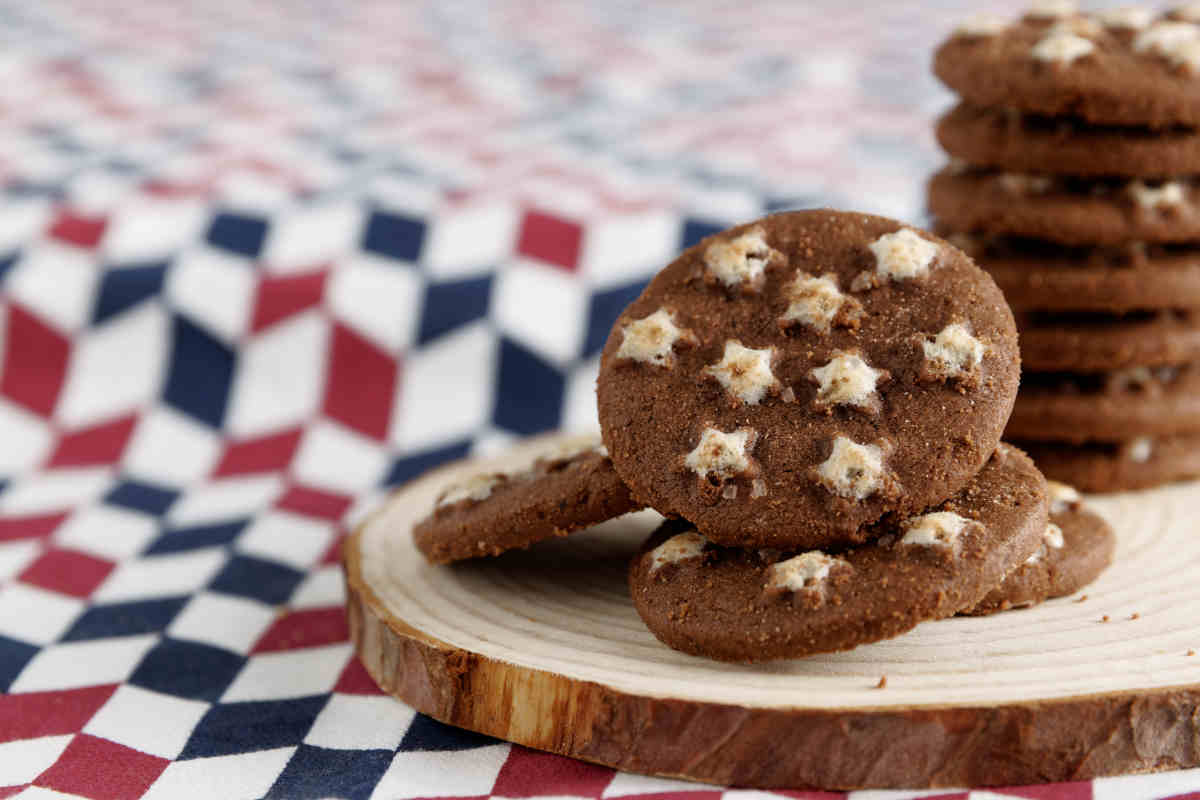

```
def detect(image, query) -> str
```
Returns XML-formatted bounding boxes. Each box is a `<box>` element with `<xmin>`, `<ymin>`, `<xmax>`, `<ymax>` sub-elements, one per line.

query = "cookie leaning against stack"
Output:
<box><xmin>930</xmin><ymin>1</ymin><xmax>1200</xmax><ymax>491</ymax></box>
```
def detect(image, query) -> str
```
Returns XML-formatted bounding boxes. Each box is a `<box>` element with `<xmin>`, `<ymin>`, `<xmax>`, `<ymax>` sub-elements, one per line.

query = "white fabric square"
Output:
<box><xmin>327</xmin><ymin>254</ymin><xmax>422</xmax><ymax>353</ymax></box>
<box><xmin>221</xmin><ymin>642</ymin><xmax>352</xmax><ymax>702</ymax></box>
<box><xmin>165</xmin><ymin>246</ymin><xmax>254</xmax><ymax>344</ymax></box>
<box><xmin>423</xmin><ymin>202</ymin><xmax>519</xmax><ymax>279</ymax></box>
<box><xmin>225</xmin><ymin>312</ymin><xmax>328</xmax><ymax>437</ymax></box>
<box><xmin>0</xmin><ymin>398</ymin><xmax>54</xmax><ymax>473</ymax></box>
<box><xmin>166</xmin><ymin>475</ymin><xmax>284</xmax><ymax>526</ymax></box>
<box><xmin>0</xmin><ymin>583</ymin><xmax>85</xmax><ymax>645</ymax></box>
<box><xmin>93</xmin><ymin>548</ymin><xmax>228</xmax><ymax>604</ymax></box>
<box><xmin>214</xmin><ymin>171</ymin><xmax>294</xmax><ymax>214</ymax></box>
<box><xmin>121</xmin><ymin>407</ymin><xmax>222</xmax><ymax>486</ymax></box>
<box><xmin>10</xmin><ymin>634</ymin><xmax>157</xmax><ymax>692</ymax></box>
<box><xmin>492</xmin><ymin>259</ymin><xmax>587</xmax><ymax>366</ymax></box>
<box><xmin>7</xmin><ymin>243</ymin><xmax>99</xmax><ymax>334</ymax></box>
<box><xmin>101</xmin><ymin>197</ymin><xmax>210</xmax><ymax>263</ymax></box>
<box><xmin>1093</xmin><ymin>767</ymin><xmax>1200</xmax><ymax>800</ymax></box>
<box><xmin>391</xmin><ymin>321</ymin><xmax>494</xmax><ymax>450</ymax></box>
<box><xmin>580</xmin><ymin>211</ymin><xmax>677</xmax><ymax>289</ymax></box>
<box><xmin>56</xmin><ymin>302</ymin><xmax>168</xmax><ymax>428</ymax></box>
<box><xmin>561</xmin><ymin>357</ymin><xmax>601</xmax><ymax>434</ymax></box>
<box><xmin>0</xmin><ymin>468</ymin><xmax>115</xmax><ymax>515</ymax></box>
<box><xmin>371</xmin><ymin>744</ymin><xmax>510</xmax><ymax>799</ymax></box>
<box><xmin>10</xmin><ymin>787</ymin><xmax>93</xmax><ymax>800</ymax></box>
<box><xmin>53</xmin><ymin>505</ymin><xmax>158</xmax><ymax>561</ymax></box>
<box><xmin>67</xmin><ymin>169</ymin><xmax>138</xmax><ymax>216</ymax></box>
<box><xmin>84</xmin><ymin>685</ymin><xmax>210</xmax><ymax>759</ymax></box>
<box><xmin>235</xmin><ymin>510</ymin><xmax>334</xmax><ymax>571</ymax></box>
<box><xmin>288</xmin><ymin>565</ymin><xmax>344</xmax><ymax>610</ymax></box>
<box><xmin>290</xmin><ymin>421</ymin><xmax>388</xmax><ymax>493</ymax></box>
<box><xmin>0</xmin><ymin>195</ymin><xmax>52</xmax><ymax>255</ymax></box>
<box><xmin>0</xmin><ymin>540</ymin><xmax>40</xmax><ymax>582</ymax></box>
<box><xmin>0</xmin><ymin>735</ymin><xmax>73</xmax><ymax>786</ymax></box>
<box><xmin>303</xmin><ymin>694</ymin><xmax>415</xmax><ymax>750</ymax></box>
<box><xmin>167</xmin><ymin>590</ymin><xmax>276</xmax><ymax>655</ymax></box>
<box><xmin>603</xmin><ymin>771</ymin><xmax>706</xmax><ymax>797</ymax></box>
<box><xmin>261</xmin><ymin>201</ymin><xmax>365</xmax><ymax>271</ymax></box>
<box><xmin>140</xmin><ymin>747</ymin><xmax>296</xmax><ymax>800</ymax></box>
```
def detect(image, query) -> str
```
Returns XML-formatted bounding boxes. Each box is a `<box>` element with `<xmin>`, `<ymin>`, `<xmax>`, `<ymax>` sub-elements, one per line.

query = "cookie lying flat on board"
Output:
<box><xmin>412</xmin><ymin>435</ymin><xmax>641</xmax><ymax>564</ymax></box>
<box><xmin>935</xmin><ymin>7</ymin><xmax>1200</xmax><ymax>128</ymax></box>
<box><xmin>951</xmin><ymin>234</ymin><xmax>1200</xmax><ymax>313</ymax></box>
<box><xmin>964</xmin><ymin>481</ymin><xmax>1114</xmax><ymax>615</ymax></box>
<box><xmin>1007</xmin><ymin>364</ymin><xmax>1200</xmax><ymax>442</ymax></box>
<box><xmin>1016</xmin><ymin>309</ymin><xmax>1200</xmax><ymax>372</ymax></box>
<box><xmin>936</xmin><ymin>104</ymin><xmax>1200</xmax><ymax>178</ymax></box>
<box><xmin>597</xmin><ymin>210</ymin><xmax>1019</xmax><ymax>550</ymax></box>
<box><xmin>929</xmin><ymin>167</ymin><xmax>1200</xmax><ymax>246</ymax></box>
<box><xmin>628</xmin><ymin>444</ymin><xmax>1047</xmax><ymax>662</ymax></box>
<box><xmin>1014</xmin><ymin>433</ymin><xmax>1200</xmax><ymax>492</ymax></box>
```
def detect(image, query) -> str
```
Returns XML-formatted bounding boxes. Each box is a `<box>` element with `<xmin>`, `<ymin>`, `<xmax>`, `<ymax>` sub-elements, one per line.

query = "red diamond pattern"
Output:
<box><xmin>46</xmin><ymin>414</ymin><xmax>138</xmax><ymax>468</ymax></box>
<box><xmin>321</xmin><ymin>322</ymin><xmax>397</xmax><ymax>441</ymax></box>
<box><xmin>48</xmin><ymin>211</ymin><xmax>108</xmax><ymax>248</ymax></box>
<box><xmin>275</xmin><ymin>484</ymin><xmax>352</xmax><ymax>521</ymax></box>
<box><xmin>35</xmin><ymin>734</ymin><xmax>169</xmax><ymax>800</ymax></box>
<box><xmin>252</xmin><ymin>606</ymin><xmax>348</xmax><ymax>653</ymax></box>
<box><xmin>516</xmin><ymin>209</ymin><xmax>582</xmax><ymax>271</ymax></box>
<box><xmin>212</xmin><ymin>426</ymin><xmax>303</xmax><ymax>477</ymax></box>
<box><xmin>1</xmin><ymin>303</ymin><xmax>71</xmax><ymax>418</ymax></box>
<box><xmin>0</xmin><ymin>685</ymin><xmax>118</xmax><ymax>743</ymax></box>
<box><xmin>19</xmin><ymin>548</ymin><xmax>116</xmax><ymax>597</ymax></box>
<box><xmin>249</xmin><ymin>268</ymin><xmax>328</xmax><ymax>332</ymax></box>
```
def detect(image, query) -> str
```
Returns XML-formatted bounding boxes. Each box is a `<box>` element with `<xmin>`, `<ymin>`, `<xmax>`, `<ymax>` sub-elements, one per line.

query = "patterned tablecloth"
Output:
<box><xmin>1</xmin><ymin>0</ymin><xmax>1198</xmax><ymax>798</ymax></box>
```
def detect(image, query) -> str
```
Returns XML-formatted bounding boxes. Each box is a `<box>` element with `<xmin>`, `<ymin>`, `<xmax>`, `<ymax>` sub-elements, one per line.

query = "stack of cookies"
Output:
<box><xmin>929</xmin><ymin>1</ymin><xmax>1200</xmax><ymax>491</ymax></box>
<box><xmin>411</xmin><ymin>210</ymin><xmax>1115</xmax><ymax>662</ymax></box>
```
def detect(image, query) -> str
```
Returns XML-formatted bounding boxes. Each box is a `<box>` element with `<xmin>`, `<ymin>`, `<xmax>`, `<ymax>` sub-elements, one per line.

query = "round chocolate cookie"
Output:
<box><xmin>964</xmin><ymin>481</ymin><xmax>1115</xmax><ymax>615</ymax></box>
<box><xmin>935</xmin><ymin>10</ymin><xmax>1200</xmax><ymax>128</ymax></box>
<box><xmin>412</xmin><ymin>435</ymin><xmax>641</xmax><ymax>564</ymax></box>
<box><xmin>1007</xmin><ymin>363</ymin><xmax>1200</xmax><ymax>442</ymax></box>
<box><xmin>1014</xmin><ymin>434</ymin><xmax>1200</xmax><ymax>492</ymax></box>
<box><xmin>628</xmin><ymin>444</ymin><xmax>1047</xmax><ymax>662</ymax></box>
<box><xmin>936</xmin><ymin>104</ymin><xmax>1200</xmax><ymax>178</ymax></box>
<box><xmin>929</xmin><ymin>167</ymin><xmax>1200</xmax><ymax>245</ymax></box>
<box><xmin>1016</xmin><ymin>309</ymin><xmax>1200</xmax><ymax>372</ymax></box>
<box><xmin>951</xmin><ymin>234</ymin><xmax>1200</xmax><ymax>313</ymax></box>
<box><xmin>596</xmin><ymin>210</ymin><xmax>1020</xmax><ymax>550</ymax></box>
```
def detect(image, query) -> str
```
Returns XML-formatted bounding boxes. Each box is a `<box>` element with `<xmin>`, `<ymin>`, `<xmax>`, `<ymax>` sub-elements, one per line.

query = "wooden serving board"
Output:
<box><xmin>343</xmin><ymin>433</ymin><xmax>1200</xmax><ymax>790</ymax></box>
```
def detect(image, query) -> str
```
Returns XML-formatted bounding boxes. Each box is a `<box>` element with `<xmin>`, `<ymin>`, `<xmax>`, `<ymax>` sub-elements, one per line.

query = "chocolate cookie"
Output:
<box><xmin>1007</xmin><ymin>363</ymin><xmax>1200</xmax><ymax>442</ymax></box>
<box><xmin>936</xmin><ymin>103</ymin><xmax>1200</xmax><ymax>178</ymax></box>
<box><xmin>412</xmin><ymin>435</ymin><xmax>641</xmax><ymax>564</ymax></box>
<box><xmin>1014</xmin><ymin>434</ymin><xmax>1200</xmax><ymax>492</ymax></box>
<box><xmin>951</xmin><ymin>235</ymin><xmax>1200</xmax><ymax>313</ymax></box>
<box><xmin>596</xmin><ymin>210</ymin><xmax>1020</xmax><ymax>550</ymax></box>
<box><xmin>964</xmin><ymin>481</ymin><xmax>1115</xmax><ymax>615</ymax></box>
<box><xmin>929</xmin><ymin>167</ymin><xmax>1200</xmax><ymax>245</ymax></box>
<box><xmin>628</xmin><ymin>444</ymin><xmax>1047</xmax><ymax>662</ymax></box>
<box><xmin>1016</xmin><ymin>309</ymin><xmax>1200</xmax><ymax>372</ymax></box>
<box><xmin>935</xmin><ymin>10</ymin><xmax>1200</xmax><ymax>128</ymax></box>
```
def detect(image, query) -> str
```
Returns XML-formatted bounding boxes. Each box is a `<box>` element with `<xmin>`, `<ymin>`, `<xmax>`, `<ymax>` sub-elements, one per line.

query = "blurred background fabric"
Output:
<box><xmin>2</xmin><ymin>1</ymin><xmax>1198</xmax><ymax>798</ymax></box>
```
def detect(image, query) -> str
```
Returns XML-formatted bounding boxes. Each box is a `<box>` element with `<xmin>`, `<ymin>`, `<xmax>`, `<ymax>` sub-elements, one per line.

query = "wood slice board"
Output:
<box><xmin>343</xmin><ymin>433</ymin><xmax>1200</xmax><ymax>790</ymax></box>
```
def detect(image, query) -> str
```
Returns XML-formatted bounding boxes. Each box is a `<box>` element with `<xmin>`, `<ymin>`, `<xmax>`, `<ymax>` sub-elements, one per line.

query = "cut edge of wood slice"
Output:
<box><xmin>343</xmin><ymin>432</ymin><xmax>1200</xmax><ymax>790</ymax></box>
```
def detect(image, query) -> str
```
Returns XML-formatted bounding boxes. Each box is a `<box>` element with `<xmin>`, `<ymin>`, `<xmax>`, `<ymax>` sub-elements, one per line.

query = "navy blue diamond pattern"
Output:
<box><xmin>399</xmin><ymin>714</ymin><xmax>500</xmax><ymax>752</ymax></box>
<box><xmin>265</xmin><ymin>744</ymin><xmax>393</xmax><ymax>800</ymax></box>
<box><xmin>61</xmin><ymin>596</ymin><xmax>188</xmax><ymax>641</ymax></box>
<box><xmin>208</xmin><ymin>555</ymin><xmax>304</xmax><ymax>605</ymax></box>
<box><xmin>129</xmin><ymin>638</ymin><xmax>247</xmax><ymax>702</ymax></box>
<box><xmin>144</xmin><ymin>519</ymin><xmax>249</xmax><ymax>556</ymax></box>
<box><xmin>180</xmin><ymin>696</ymin><xmax>328</xmax><ymax>759</ymax></box>
<box><xmin>207</xmin><ymin>211</ymin><xmax>268</xmax><ymax>257</ymax></box>
<box><xmin>418</xmin><ymin>274</ymin><xmax>492</xmax><ymax>344</ymax></box>
<box><xmin>104</xmin><ymin>478</ymin><xmax>180</xmax><ymax>516</ymax></box>
<box><xmin>92</xmin><ymin>263</ymin><xmax>168</xmax><ymax>324</ymax></box>
<box><xmin>383</xmin><ymin>439</ymin><xmax>473</xmax><ymax>488</ymax></box>
<box><xmin>362</xmin><ymin>209</ymin><xmax>426</xmax><ymax>262</ymax></box>
<box><xmin>492</xmin><ymin>337</ymin><xmax>564</xmax><ymax>436</ymax></box>
<box><xmin>0</xmin><ymin>634</ymin><xmax>38</xmax><ymax>693</ymax></box>
<box><xmin>163</xmin><ymin>314</ymin><xmax>236</xmax><ymax>428</ymax></box>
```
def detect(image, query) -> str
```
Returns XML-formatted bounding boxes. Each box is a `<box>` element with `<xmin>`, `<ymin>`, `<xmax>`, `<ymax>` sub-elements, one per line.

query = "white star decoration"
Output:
<box><xmin>684</xmin><ymin>427</ymin><xmax>756</xmax><ymax>480</ymax></box>
<box><xmin>616</xmin><ymin>308</ymin><xmax>690</xmax><ymax>367</ymax></box>
<box><xmin>703</xmin><ymin>340</ymin><xmax>779</xmax><ymax>405</ymax></box>
<box><xmin>816</xmin><ymin>436</ymin><xmax>888</xmax><ymax>500</ymax></box>
<box><xmin>809</xmin><ymin>351</ymin><xmax>885</xmax><ymax>412</ymax></box>
<box><xmin>703</xmin><ymin>227</ymin><xmax>775</xmax><ymax>290</ymax></box>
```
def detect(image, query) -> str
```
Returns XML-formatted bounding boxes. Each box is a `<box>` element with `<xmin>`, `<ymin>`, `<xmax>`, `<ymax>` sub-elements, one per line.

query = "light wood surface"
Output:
<box><xmin>344</xmin><ymin>433</ymin><xmax>1200</xmax><ymax>789</ymax></box>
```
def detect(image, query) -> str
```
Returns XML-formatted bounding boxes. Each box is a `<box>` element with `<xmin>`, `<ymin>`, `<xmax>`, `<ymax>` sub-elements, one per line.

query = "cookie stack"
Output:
<box><xmin>929</xmin><ymin>1</ymin><xmax>1200</xmax><ymax>491</ymax></box>
<box><xmin>412</xmin><ymin>210</ymin><xmax>1114</xmax><ymax>663</ymax></box>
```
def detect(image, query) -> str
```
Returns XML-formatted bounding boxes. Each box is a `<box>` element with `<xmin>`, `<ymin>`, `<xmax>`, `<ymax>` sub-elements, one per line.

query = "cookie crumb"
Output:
<box><xmin>1075</xmin><ymin>594</ymin><xmax>1088</xmax><ymax>603</ymax></box>
<box><xmin>1189</xmin><ymin>649</ymin><xmax>1196</xmax><ymax>656</ymax></box>
<box><xmin>1130</xmin><ymin>612</ymin><xmax>1141</xmax><ymax>620</ymax></box>
<box><xmin>875</xmin><ymin>675</ymin><xmax>888</xmax><ymax>689</ymax></box>
<box><xmin>1101</xmin><ymin>614</ymin><xmax>1110</xmax><ymax>622</ymax></box>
